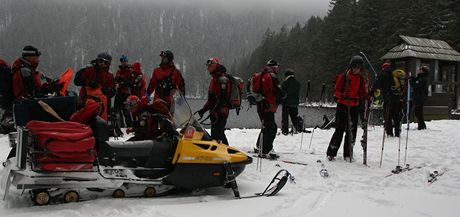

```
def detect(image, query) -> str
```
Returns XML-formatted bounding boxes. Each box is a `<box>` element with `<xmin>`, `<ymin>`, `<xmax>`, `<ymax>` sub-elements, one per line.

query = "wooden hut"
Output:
<box><xmin>381</xmin><ymin>35</ymin><xmax>460</xmax><ymax>119</ymax></box>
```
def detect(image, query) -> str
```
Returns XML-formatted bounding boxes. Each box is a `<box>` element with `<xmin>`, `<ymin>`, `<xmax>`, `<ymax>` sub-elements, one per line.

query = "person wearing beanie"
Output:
<box><xmin>11</xmin><ymin>45</ymin><xmax>62</xmax><ymax>100</ymax></box>
<box><xmin>281</xmin><ymin>68</ymin><xmax>306</xmax><ymax>135</ymax></box>
<box><xmin>251</xmin><ymin>59</ymin><xmax>284</xmax><ymax>158</ymax></box>
<box><xmin>148</xmin><ymin>50</ymin><xmax>185</xmax><ymax>112</ymax></box>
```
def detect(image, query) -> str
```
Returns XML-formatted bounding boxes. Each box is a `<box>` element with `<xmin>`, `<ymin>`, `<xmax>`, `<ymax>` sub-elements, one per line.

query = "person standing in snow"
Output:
<box><xmin>252</xmin><ymin>59</ymin><xmax>283</xmax><ymax>158</ymax></box>
<box><xmin>196</xmin><ymin>57</ymin><xmax>231</xmax><ymax>145</ymax></box>
<box><xmin>114</xmin><ymin>55</ymin><xmax>134</xmax><ymax>127</ymax></box>
<box><xmin>148</xmin><ymin>50</ymin><xmax>185</xmax><ymax>112</ymax></box>
<box><xmin>411</xmin><ymin>65</ymin><xmax>429</xmax><ymax>130</ymax></box>
<box><xmin>373</xmin><ymin>62</ymin><xmax>406</xmax><ymax>137</ymax></box>
<box><xmin>281</xmin><ymin>68</ymin><xmax>305</xmax><ymax>135</ymax></box>
<box><xmin>326</xmin><ymin>56</ymin><xmax>366</xmax><ymax>161</ymax></box>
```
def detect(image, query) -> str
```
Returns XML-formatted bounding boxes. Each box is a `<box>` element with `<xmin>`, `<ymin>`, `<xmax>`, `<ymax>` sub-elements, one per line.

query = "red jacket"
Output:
<box><xmin>132</xmin><ymin>96</ymin><xmax>173</xmax><ymax>139</ymax></box>
<box><xmin>252</xmin><ymin>67</ymin><xmax>278</xmax><ymax>113</ymax></box>
<box><xmin>334</xmin><ymin>69</ymin><xmax>366</xmax><ymax>107</ymax></box>
<box><xmin>11</xmin><ymin>58</ymin><xmax>50</xmax><ymax>100</ymax></box>
<box><xmin>74</xmin><ymin>64</ymin><xmax>115</xmax><ymax>101</ymax></box>
<box><xmin>115</xmin><ymin>66</ymin><xmax>132</xmax><ymax>94</ymax></box>
<box><xmin>202</xmin><ymin>65</ymin><xmax>230</xmax><ymax>117</ymax></box>
<box><xmin>130</xmin><ymin>62</ymin><xmax>146</xmax><ymax>98</ymax></box>
<box><xmin>148</xmin><ymin>63</ymin><xmax>185</xmax><ymax>107</ymax></box>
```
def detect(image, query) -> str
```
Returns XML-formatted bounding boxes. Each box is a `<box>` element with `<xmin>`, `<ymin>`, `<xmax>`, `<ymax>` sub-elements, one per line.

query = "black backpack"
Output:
<box><xmin>0</xmin><ymin>60</ymin><xmax>13</xmax><ymax>108</ymax></box>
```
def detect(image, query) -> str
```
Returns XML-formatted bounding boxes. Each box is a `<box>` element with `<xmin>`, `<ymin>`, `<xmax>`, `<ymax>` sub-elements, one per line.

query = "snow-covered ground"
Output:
<box><xmin>1</xmin><ymin>120</ymin><xmax>459</xmax><ymax>217</ymax></box>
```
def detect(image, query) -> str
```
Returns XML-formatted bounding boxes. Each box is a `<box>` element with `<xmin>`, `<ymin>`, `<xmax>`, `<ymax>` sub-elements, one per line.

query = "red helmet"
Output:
<box><xmin>131</xmin><ymin>62</ymin><xmax>142</xmax><ymax>72</ymax></box>
<box><xmin>382</xmin><ymin>62</ymin><xmax>391</xmax><ymax>70</ymax></box>
<box><xmin>206</xmin><ymin>57</ymin><xmax>220</xmax><ymax>66</ymax></box>
<box><xmin>125</xmin><ymin>95</ymin><xmax>140</xmax><ymax>109</ymax></box>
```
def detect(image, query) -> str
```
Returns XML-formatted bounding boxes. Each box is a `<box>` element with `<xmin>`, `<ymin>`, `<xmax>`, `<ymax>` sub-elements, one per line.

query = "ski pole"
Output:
<box><xmin>257</xmin><ymin>122</ymin><xmax>264</xmax><ymax>172</ymax></box>
<box><xmin>397</xmin><ymin>108</ymin><xmax>406</xmax><ymax>167</ymax></box>
<box><xmin>308</xmin><ymin>127</ymin><xmax>316</xmax><ymax>150</ymax></box>
<box><xmin>380</xmin><ymin>106</ymin><xmax>390</xmax><ymax>168</ymax></box>
<box><xmin>359</xmin><ymin>51</ymin><xmax>378</xmax><ymax>78</ymax></box>
<box><xmin>308</xmin><ymin>116</ymin><xmax>335</xmax><ymax>150</ymax></box>
<box><xmin>404</xmin><ymin>77</ymin><xmax>412</xmax><ymax>165</ymax></box>
<box><xmin>300</xmin><ymin>114</ymin><xmax>305</xmax><ymax>150</ymax></box>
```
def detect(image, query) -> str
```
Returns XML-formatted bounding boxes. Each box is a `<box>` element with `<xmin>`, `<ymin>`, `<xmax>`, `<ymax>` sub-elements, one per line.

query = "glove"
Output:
<box><xmin>88</xmin><ymin>81</ymin><xmax>98</xmax><ymax>89</ymax></box>
<box><xmin>52</xmin><ymin>81</ymin><xmax>64</xmax><ymax>92</ymax></box>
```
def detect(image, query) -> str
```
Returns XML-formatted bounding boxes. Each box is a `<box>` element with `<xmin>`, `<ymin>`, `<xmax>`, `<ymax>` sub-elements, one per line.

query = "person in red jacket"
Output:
<box><xmin>251</xmin><ymin>59</ymin><xmax>283</xmax><ymax>158</ymax></box>
<box><xmin>11</xmin><ymin>46</ymin><xmax>62</xmax><ymax>101</ymax></box>
<box><xmin>74</xmin><ymin>52</ymin><xmax>115</xmax><ymax>120</ymax></box>
<box><xmin>148</xmin><ymin>50</ymin><xmax>185</xmax><ymax>111</ymax></box>
<box><xmin>196</xmin><ymin>57</ymin><xmax>231</xmax><ymax>145</ymax></box>
<box><xmin>326</xmin><ymin>55</ymin><xmax>367</xmax><ymax>162</ymax></box>
<box><xmin>124</xmin><ymin>95</ymin><xmax>174</xmax><ymax>141</ymax></box>
<box><xmin>114</xmin><ymin>55</ymin><xmax>134</xmax><ymax>127</ymax></box>
<box><xmin>129</xmin><ymin>62</ymin><xmax>147</xmax><ymax>98</ymax></box>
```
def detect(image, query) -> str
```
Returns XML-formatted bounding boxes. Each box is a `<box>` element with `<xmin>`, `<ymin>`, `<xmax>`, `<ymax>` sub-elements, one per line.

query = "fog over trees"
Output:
<box><xmin>0</xmin><ymin>0</ymin><xmax>327</xmax><ymax>97</ymax></box>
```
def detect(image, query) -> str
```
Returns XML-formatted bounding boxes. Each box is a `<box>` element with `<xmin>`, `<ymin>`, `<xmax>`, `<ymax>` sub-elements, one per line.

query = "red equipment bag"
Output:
<box><xmin>26</xmin><ymin>120</ymin><xmax>96</xmax><ymax>171</ymax></box>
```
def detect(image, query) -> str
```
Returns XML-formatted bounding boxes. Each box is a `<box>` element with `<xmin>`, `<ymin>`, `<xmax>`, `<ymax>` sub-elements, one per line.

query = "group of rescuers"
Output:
<box><xmin>0</xmin><ymin>46</ymin><xmax>429</xmax><ymax>160</ymax></box>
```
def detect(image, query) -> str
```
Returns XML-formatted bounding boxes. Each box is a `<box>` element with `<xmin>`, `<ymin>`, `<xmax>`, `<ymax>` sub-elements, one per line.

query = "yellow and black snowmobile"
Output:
<box><xmin>1</xmin><ymin>94</ymin><xmax>252</xmax><ymax>205</ymax></box>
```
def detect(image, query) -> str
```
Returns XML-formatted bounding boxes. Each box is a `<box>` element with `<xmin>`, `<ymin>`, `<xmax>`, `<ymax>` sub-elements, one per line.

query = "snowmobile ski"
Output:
<box><xmin>239</xmin><ymin>169</ymin><xmax>294</xmax><ymax>199</ymax></box>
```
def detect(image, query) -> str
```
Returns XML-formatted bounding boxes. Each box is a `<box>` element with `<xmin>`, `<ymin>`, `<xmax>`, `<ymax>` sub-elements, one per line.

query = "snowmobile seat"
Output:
<box><xmin>98</xmin><ymin>136</ymin><xmax>177</xmax><ymax>169</ymax></box>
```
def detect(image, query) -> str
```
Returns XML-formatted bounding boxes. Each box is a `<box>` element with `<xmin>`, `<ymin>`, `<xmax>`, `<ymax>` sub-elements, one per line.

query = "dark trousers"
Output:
<box><xmin>114</xmin><ymin>93</ymin><xmax>133</xmax><ymax>128</ymax></box>
<box><xmin>210</xmin><ymin>114</ymin><xmax>229</xmax><ymax>145</ymax></box>
<box><xmin>384</xmin><ymin>98</ymin><xmax>402</xmax><ymax>136</ymax></box>
<box><xmin>256</xmin><ymin>111</ymin><xmax>277</xmax><ymax>154</ymax></box>
<box><xmin>327</xmin><ymin>104</ymin><xmax>358</xmax><ymax>158</ymax></box>
<box><xmin>281</xmin><ymin>106</ymin><xmax>303</xmax><ymax>134</ymax></box>
<box><xmin>414</xmin><ymin>102</ymin><xmax>426</xmax><ymax>129</ymax></box>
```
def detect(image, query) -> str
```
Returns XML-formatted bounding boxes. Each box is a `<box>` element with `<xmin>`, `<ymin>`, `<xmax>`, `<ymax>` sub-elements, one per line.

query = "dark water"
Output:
<box><xmin>186</xmin><ymin>99</ymin><xmax>384</xmax><ymax>129</ymax></box>
<box><xmin>186</xmin><ymin>99</ymin><xmax>336</xmax><ymax>128</ymax></box>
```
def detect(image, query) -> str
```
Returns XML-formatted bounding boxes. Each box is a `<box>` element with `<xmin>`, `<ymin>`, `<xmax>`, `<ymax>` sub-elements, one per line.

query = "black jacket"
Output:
<box><xmin>281</xmin><ymin>75</ymin><xmax>300</xmax><ymax>107</ymax></box>
<box><xmin>411</xmin><ymin>73</ymin><xmax>428</xmax><ymax>103</ymax></box>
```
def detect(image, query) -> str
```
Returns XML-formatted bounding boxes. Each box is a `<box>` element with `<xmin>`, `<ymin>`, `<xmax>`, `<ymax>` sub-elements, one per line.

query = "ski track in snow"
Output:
<box><xmin>0</xmin><ymin>120</ymin><xmax>459</xmax><ymax>217</ymax></box>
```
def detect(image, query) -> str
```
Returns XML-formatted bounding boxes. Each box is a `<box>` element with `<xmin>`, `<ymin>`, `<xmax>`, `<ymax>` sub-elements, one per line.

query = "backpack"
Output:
<box><xmin>247</xmin><ymin>73</ymin><xmax>264</xmax><ymax>106</ymax></box>
<box><xmin>227</xmin><ymin>74</ymin><xmax>244</xmax><ymax>115</ymax></box>
<box><xmin>0</xmin><ymin>59</ymin><xmax>13</xmax><ymax>108</ymax></box>
<box><xmin>391</xmin><ymin>69</ymin><xmax>406</xmax><ymax>96</ymax></box>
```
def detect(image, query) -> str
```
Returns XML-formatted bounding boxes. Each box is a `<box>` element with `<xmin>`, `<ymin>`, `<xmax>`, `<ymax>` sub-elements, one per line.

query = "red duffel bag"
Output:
<box><xmin>26</xmin><ymin>121</ymin><xmax>97</xmax><ymax>171</ymax></box>
<box><xmin>26</xmin><ymin>121</ymin><xmax>93</xmax><ymax>141</ymax></box>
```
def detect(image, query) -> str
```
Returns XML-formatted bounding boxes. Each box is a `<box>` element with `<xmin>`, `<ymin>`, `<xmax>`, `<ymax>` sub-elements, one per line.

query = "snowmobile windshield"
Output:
<box><xmin>172</xmin><ymin>93</ymin><xmax>210</xmax><ymax>137</ymax></box>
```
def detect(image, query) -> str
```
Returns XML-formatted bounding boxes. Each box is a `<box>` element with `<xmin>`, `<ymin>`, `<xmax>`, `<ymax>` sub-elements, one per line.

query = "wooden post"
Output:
<box><xmin>306</xmin><ymin>80</ymin><xmax>311</xmax><ymax>104</ymax></box>
<box><xmin>319</xmin><ymin>83</ymin><xmax>326</xmax><ymax>104</ymax></box>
